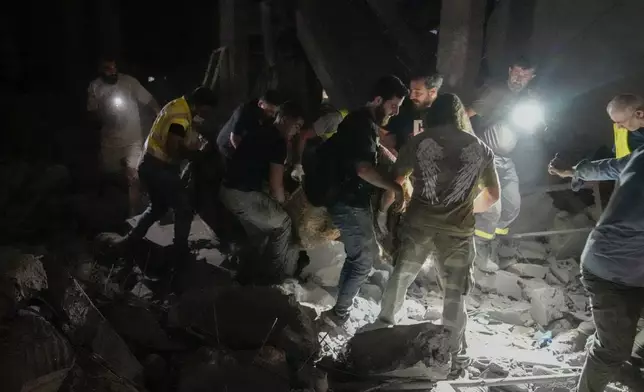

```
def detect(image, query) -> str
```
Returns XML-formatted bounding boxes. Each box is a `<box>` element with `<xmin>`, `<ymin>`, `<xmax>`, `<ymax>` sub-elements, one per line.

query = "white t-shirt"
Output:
<box><xmin>87</xmin><ymin>73</ymin><xmax>153</xmax><ymax>147</ymax></box>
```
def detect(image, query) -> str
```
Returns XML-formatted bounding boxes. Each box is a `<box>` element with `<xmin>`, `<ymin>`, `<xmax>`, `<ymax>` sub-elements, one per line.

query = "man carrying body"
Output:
<box><xmin>219</xmin><ymin>101</ymin><xmax>308</xmax><ymax>284</ymax></box>
<box><xmin>113</xmin><ymin>87</ymin><xmax>216</xmax><ymax>260</ymax></box>
<box><xmin>291</xmin><ymin>90</ymin><xmax>347</xmax><ymax>182</ymax></box>
<box><xmin>216</xmin><ymin>90</ymin><xmax>283</xmax><ymax>161</ymax></box>
<box><xmin>377</xmin><ymin>93</ymin><xmax>500</xmax><ymax>377</ymax></box>
<box><xmin>385</xmin><ymin>72</ymin><xmax>444</xmax><ymax>152</ymax></box>
<box><xmin>318</xmin><ymin>75</ymin><xmax>407</xmax><ymax>327</ymax></box>
<box><xmin>466</xmin><ymin>57</ymin><xmax>536</xmax><ymax>272</ymax></box>
<box><xmin>87</xmin><ymin>57</ymin><xmax>160</xmax><ymax>215</ymax></box>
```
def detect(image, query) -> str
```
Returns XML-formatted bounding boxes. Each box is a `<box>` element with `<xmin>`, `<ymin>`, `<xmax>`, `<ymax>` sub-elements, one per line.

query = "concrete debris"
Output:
<box><xmin>102</xmin><ymin>301</ymin><xmax>186</xmax><ymax>351</ymax></box>
<box><xmin>566</xmin><ymin>293</ymin><xmax>588</xmax><ymax>312</ymax></box>
<box><xmin>516</xmin><ymin>240</ymin><xmax>549</xmax><ymax>261</ymax></box>
<box><xmin>548</xmin><ymin>328</ymin><xmax>587</xmax><ymax>354</ymax></box>
<box><xmin>549</xmin><ymin>258</ymin><xmax>579</xmax><ymax>285</ymax></box>
<box><xmin>0</xmin><ymin>248</ymin><xmax>47</xmax><ymax>317</ymax></box>
<box><xmin>59</xmin><ymin>351</ymin><xmax>140</xmax><ymax>392</ymax></box>
<box><xmin>577</xmin><ymin>320</ymin><xmax>596</xmax><ymax>336</ymax></box>
<box><xmin>507</xmin><ymin>263</ymin><xmax>549</xmax><ymax>279</ymax></box>
<box><xmin>487</xmin><ymin>303</ymin><xmax>533</xmax><ymax>326</ymax></box>
<box><xmin>52</xmin><ymin>275</ymin><xmax>143</xmax><ymax>383</ymax></box>
<box><xmin>0</xmin><ymin>311</ymin><xmax>75</xmax><ymax>392</ymax></box>
<box><xmin>341</xmin><ymin>322</ymin><xmax>450</xmax><ymax>379</ymax></box>
<box><xmin>169</xmin><ymin>286</ymin><xmax>319</xmax><ymax>365</ymax></box>
<box><xmin>494</xmin><ymin>270</ymin><xmax>524</xmax><ymax>300</ymax></box>
<box><xmin>279</xmin><ymin>279</ymin><xmax>335</xmax><ymax>310</ymax></box>
<box><xmin>369</xmin><ymin>269</ymin><xmax>390</xmax><ymax>290</ymax></box>
<box><xmin>523</xmin><ymin>285</ymin><xmax>567</xmax><ymax>326</ymax></box>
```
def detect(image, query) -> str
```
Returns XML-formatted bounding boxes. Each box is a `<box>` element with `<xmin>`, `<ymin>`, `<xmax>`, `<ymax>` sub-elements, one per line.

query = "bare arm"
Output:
<box><xmin>473</xmin><ymin>160</ymin><xmax>500</xmax><ymax>213</ymax></box>
<box><xmin>268</xmin><ymin>163</ymin><xmax>286</xmax><ymax>203</ymax></box>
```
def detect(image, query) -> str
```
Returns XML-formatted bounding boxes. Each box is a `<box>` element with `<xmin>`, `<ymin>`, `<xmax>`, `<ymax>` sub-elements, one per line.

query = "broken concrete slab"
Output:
<box><xmin>507</xmin><ymin>264</ymin><xmax>549</xmax><ymax>279</ymax></box>
<box><xmin>487</xmin><ymin>303</ymin><xmax>533</xmax><ymax>326</ymax></box>
<box><xmin>548</xmin><ymin>329</ymin><xmax>588</xmax><ymax>354</ymax></box>
<box><xmin>549</xmin><ymin>258</ymin><xmax>580</xmax><ymax>285</ymax></box>
<box><xmin>494</xmin><ymin>270</ymin><xmax>524</xmax><ymax>300</ymax></box>
<box><xmin>523</xmin><ymin>285</ymin><xmax>567</xmax><ymax>327</ymax></box>
<box><xmin>0</xmin><ymin>248</ymin><xmax>47</xmax><ymax>317</ymax></box>
<box><xmin>341</xmin><ymin>322</ymin><xmax>450</xmax><ymax>379</ymax></box>
<box><xmin>0</xmin><ymin>311</ymin><xmax>75</xmax><ymax>392</ymax></box>
<box><xmin>301</xmin><ymin>241</ymin><xmax>345</xmax><ymax>287</ymax></box>
<box><xmin>517</xmin><ymin>240</ymin><xmax>549</xmax><ymax>261</ymax></box>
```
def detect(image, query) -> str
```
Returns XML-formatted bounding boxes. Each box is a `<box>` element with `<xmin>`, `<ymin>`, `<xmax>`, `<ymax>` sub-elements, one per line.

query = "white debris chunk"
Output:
<box><xmin>524</xmin><ymin>286</ymin><xmax>567</xmax><ymax>326</ymax></box>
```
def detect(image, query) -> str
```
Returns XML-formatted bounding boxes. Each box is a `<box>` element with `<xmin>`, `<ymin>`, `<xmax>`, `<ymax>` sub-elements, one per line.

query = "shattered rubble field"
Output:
<box><xmin>0</xmin><ymin>198</ymin><xmax>642</xmax><ymax>392</ymax></box>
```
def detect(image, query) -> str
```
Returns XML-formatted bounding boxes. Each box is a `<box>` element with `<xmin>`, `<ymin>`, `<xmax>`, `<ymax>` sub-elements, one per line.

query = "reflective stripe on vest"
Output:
<box><xmin>614</xmin><ymin>123</ymin><xmax>630</xmax><ymax>159</ymax></box>
<box><xmin>145</xmin><ymin>97</ymin><xmax>193</xmax><ymax>163</ymax></box>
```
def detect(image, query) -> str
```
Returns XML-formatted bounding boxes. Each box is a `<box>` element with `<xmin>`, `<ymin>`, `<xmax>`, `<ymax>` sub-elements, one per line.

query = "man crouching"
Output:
<box><xmin>220</xmin><ymin>101</ymin><xmax>308</xmax><ymax>284</ymax></box>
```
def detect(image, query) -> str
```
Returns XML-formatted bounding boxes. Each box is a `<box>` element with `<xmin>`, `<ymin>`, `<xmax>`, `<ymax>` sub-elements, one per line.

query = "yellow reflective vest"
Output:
<box><xmin>614</xmin><ymin>123</ymin><xmax>630</xmax><ymax>159</ymax></box>
<box><xmin>144</xmin><ymin>96</ymin><xmax>196</xmax><ymax>164</ymax></box>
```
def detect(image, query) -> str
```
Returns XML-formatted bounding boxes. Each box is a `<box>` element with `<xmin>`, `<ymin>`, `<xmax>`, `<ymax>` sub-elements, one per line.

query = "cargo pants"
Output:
<box><xmin>379</xmin><ymin>222</ymin><xmax>475</xmax><ymax>369</ymax></box>
<box><xmin>474</xmin><ymin>156</ymin><xmax>520</xmax><ymax>239</ymax></box>
<box><xmin>220</xmin><ymin>186</ymin><xmax>300</xmax><ymax>284</ymax></box>
<box><xmin>578</xmin><ymin>270</ymin><xmax>644</xmax><ymax>392</ymax></box>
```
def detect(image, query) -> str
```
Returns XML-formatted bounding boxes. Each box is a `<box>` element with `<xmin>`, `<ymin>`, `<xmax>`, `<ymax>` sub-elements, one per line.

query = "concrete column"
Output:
<box><xmin>436</xmin><ymin>0</ymin><xmax>486</xmax><ymax>99</ymax></box>
<box><xmin>219</xmin><ymin>0</ymin><xmax>250</xmax><ymax>111</ymax></box>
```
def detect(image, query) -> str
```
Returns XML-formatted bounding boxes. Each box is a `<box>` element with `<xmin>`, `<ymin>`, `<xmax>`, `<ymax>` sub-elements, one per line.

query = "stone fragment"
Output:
<box><xmin>0</xmin><ymin>311</ymin><xmax>75</xmax><ymax>392</ymax></box>
<box><xmin>517</xmin><ymin>240</ymin><xmax>548</xmax><ymax>261</ymax></box>
<box><xmin>473</xmin><ymin>268</ymin><xmax>496</xmax><ymax>293</ymax></box>
<box><xmin>0</xmin><ymin>248</ymin><xmax>47</xmax><ymax>317</ymax></box>
<box><xmin>567</xmin><ymin>293</ymin><xmax>588</xmax><ymax>312</ymax></box>
<box><xmin>488</xmin><ymin>302</ymin><xmax>533</xmax><ymax>326</ymax></box>
<box><xmin>507</xmin><ymin>263</ymin><xmax>549</xmax><ymax>279</ymax></box>
<box><xmin>549</xmin><ymin>329</ymin><xmax>588</xmax><ymax>354</ymax></box>
<box><xmin>524</xmin><ymin>286</ymin><xmax>567</xmax><ymax>326</ymax></box>
<box><xmin>342</xmin><ymin>322</ymin><xmax>450</xmax><ymax>379</ymax></box>
<box><xmin>577</xmin><ymin>320</ymin><xmax>596</xmax><ymax>336</ymax></box>
<box><xmin>494</xmin><ymin>270</ymin><xmax>524</xmax><ymax>300</ymax></box>
<box><xmin>549</xmin><ymin>258</ymin><xmax>579</xmax><ymax>285</ymax></box>
<box><xmin>545</xmin><ymin>272</ymin><xmax>563</xmax><ymax>286</ymax></box>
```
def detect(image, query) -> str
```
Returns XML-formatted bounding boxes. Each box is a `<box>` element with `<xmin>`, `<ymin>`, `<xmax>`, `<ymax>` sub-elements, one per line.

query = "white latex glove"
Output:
<box><xmin>291</xmin><ymin>164</ymin><xmax>305</xmax><ymax>182</ymax></box>
<box><xmin>376</xmin><ymin>210</ymin><xmax>388</xmax><ymax>235</ymax></box>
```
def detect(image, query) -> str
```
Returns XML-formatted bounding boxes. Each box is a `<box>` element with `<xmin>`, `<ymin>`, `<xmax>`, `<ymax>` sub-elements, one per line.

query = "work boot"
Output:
<box><xmin>473</xmin><ymin>237</ymin><xmax>499</xmax><ymax>273</ymax></box>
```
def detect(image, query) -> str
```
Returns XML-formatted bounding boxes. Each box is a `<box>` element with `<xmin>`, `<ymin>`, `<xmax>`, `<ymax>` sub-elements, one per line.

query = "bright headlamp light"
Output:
<box><xmin>112</xmin><ymin>95</ymin><xmax>124</xmax><ymax>109</ymax></box>
<box><xmin>510</xmin><ymin>100</ymin><xmax>544</xmax><ymax>133</ymax></box>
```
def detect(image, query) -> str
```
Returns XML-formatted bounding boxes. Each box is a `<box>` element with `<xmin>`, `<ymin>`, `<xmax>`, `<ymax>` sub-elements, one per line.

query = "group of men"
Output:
<box><xmin>87</xmin><ymin>54</ymin><xmax>644</xmax><ymax>390</ymax></box>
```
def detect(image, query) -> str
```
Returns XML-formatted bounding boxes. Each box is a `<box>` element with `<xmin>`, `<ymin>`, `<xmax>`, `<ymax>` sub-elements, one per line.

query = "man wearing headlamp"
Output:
<box><xmin>466</xmin><ymin>56</ymin><xmax>537</xmax><ymax>272</ymax></box>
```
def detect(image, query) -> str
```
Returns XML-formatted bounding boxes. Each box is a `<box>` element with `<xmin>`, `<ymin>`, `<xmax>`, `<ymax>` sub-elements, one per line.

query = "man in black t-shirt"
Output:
<box><xmin>219</xmin><ymin>101</ymin><xmax>306</xmax><ymax>284</ymax></box>
<box><xmin>216</xmin><ymin>90</ymin><xmax>284</xmax><ymax>160</ymax></box>
<box><xmin>319</xmin><ymin>75</ymin><xmax>407</xmax><ymax>327</ymax></box>
<box><xmin>383</xmin><ymin>72</ymin><xmax>443</xmax><ymax>152</ymax></box>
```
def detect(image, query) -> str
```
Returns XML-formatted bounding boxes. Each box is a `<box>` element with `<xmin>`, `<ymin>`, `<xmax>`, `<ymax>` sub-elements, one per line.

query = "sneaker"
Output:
<box><xmin>320</xmin><ymin>308</ymin><xmax>349</xmax><ymax>328</ymax></box>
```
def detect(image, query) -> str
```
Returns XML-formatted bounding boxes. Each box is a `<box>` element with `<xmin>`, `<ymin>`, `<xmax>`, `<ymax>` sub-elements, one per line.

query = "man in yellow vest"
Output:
<box><xmin>114</xmin><ymin>87</ymin><xmax>217</xmax><ymax>258</ymax></box>
<box><xmin>611</xmin><ymin>94</ymin><xmax>644</xmax><ymax>159</ymax></box>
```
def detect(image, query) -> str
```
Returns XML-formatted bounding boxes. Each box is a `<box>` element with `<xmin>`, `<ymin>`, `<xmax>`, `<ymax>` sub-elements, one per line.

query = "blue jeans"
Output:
<box><xmin>328</xmin><ymin>202</ymin><xmax>377</xmax><ymax>316</ymax></box>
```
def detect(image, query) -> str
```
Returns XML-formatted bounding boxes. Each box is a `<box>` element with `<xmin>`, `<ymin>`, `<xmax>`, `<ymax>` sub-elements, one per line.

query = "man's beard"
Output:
<box><xmin>412</xmin><ymin>99</ymin><xmax>432</xmax><ymax>110</ymax></box>
<box><xmin>375</xmin><ymin>105</ymin><xmax>390</xmax><ymax>126</ymax></box>
<box><xmin>101</xmin><ymin>74</ymin><xmax>118</xmax><ymax>85</ymax></box>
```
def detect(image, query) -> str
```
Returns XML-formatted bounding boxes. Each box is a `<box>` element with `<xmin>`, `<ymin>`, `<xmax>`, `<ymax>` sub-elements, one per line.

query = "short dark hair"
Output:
<box><xmin>370</xmin><ymin>75</ymin><xmax>409</xmax><ymax>102</ymax></box>
<box><xmin>277</xmin><ymin>101</ymin><xmax>304</xmax><ymax>120</ymax></box>
<box><xmin>423</xmin><ymin>93</ymin><xmax>473</xmax><ymax>134</ymax></box>
<box><xmin>190</xmin><ymin>87</ymin><xmax>217</xmax><ymax>107</ymax></box>
<box><xmin>410</xmin><ymin>71</ymin><xmax>444</xmax><ymax>90</ymax></box>
<box><xmin>260</xmin><ymin>90</ymin><xmax>285</xmax><ymax>106</ymax></box>
<box><xmin>510</xmin><ymin>55</ymin><xmax>536</xmax><ymax>71</ymax></box>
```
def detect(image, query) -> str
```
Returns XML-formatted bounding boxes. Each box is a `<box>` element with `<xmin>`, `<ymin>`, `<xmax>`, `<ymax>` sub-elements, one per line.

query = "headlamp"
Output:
<box><xmin>510</xmin><ymin>100</ymin><xmax>544</xmax><ymax>133</ymax></box>
<box><xmin>112</xmin><ymin>95</ymin><xmax>124</xmax><ymax>109</ymax></box>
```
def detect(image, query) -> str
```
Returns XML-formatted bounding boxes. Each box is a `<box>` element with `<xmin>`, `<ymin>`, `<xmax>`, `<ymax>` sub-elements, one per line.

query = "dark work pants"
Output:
<box><xmin>578</xmin><ymin>270</ymin><xmax>644</xmax><ymax>392</ymax></box>
<box><xmin>328</xmin><ymin>202</ymin><xmax>377</xmax><ymax>317</ymax></box>
<box><xmin>474</xmin><ymin>156</ymin><xmax>520</xmax><ymax>239</ymax></box>
<box><xmin>128</xmin><ymin>155</ymin><xmax>193</xmax><ymax>250</ymax></box>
